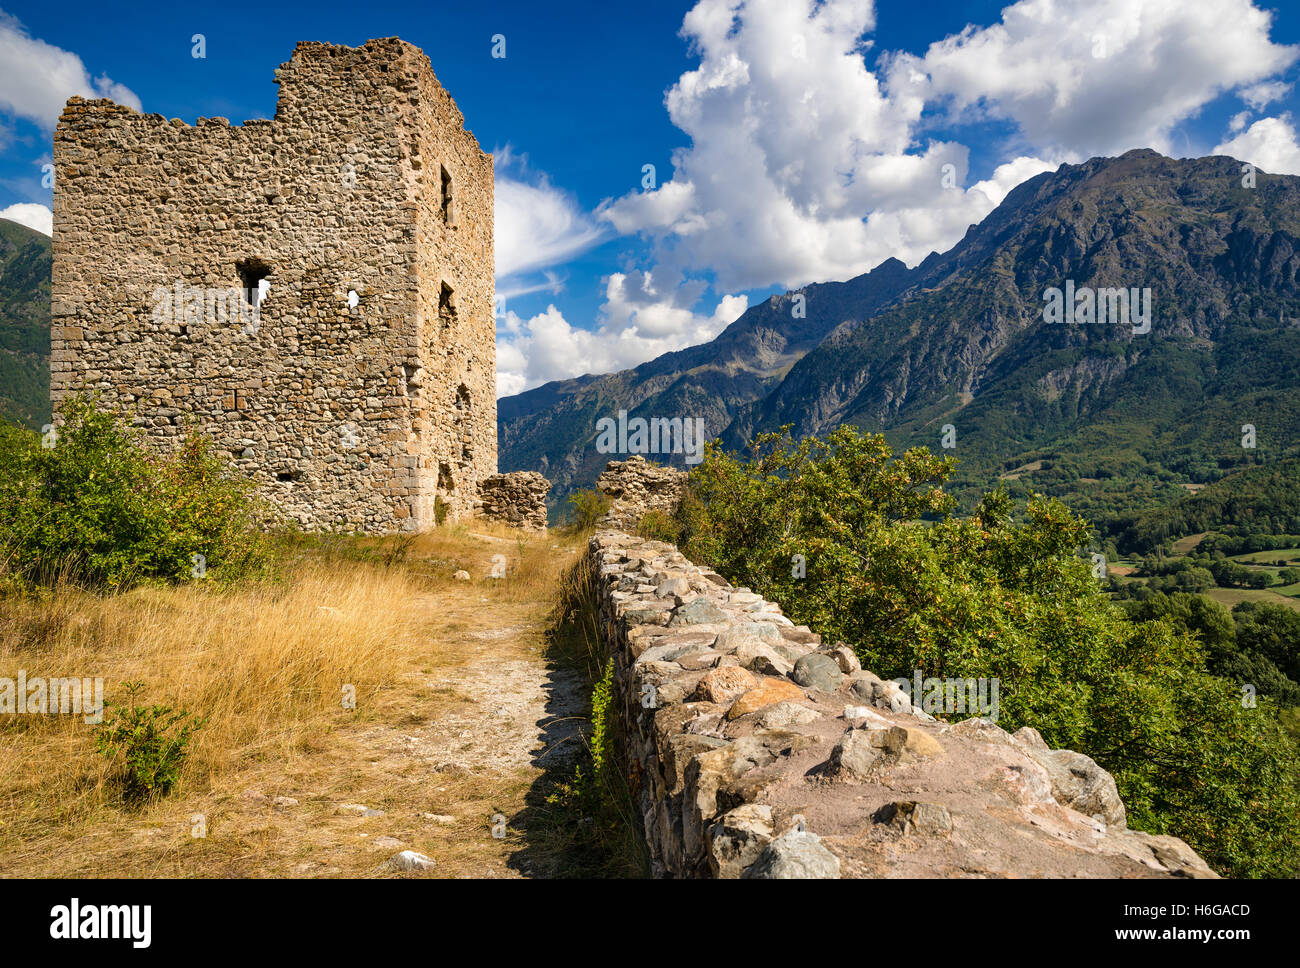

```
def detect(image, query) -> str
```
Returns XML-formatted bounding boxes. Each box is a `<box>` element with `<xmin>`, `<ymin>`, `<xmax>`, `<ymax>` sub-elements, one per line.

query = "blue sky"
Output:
<box><xmin>3</xmin><ymin>0</ymin><xmax>1300</xmax><ymax>396</ymax></box>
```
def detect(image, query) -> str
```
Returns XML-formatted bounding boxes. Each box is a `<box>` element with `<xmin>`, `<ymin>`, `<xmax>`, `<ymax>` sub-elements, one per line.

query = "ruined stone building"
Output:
<box><xmin>49</xmin><ymin>38</ymin><xmax>521</xmax><ymax>532</ymax></box>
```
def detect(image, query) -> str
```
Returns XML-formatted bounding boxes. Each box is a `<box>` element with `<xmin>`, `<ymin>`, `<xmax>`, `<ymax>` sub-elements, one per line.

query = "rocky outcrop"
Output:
<box><xmin>596</xmin><ymin>456</ymin><xmax>688</xmax><ymax>531</ymax></box>
<box><xmin>588</xmin><ymin>530</ymin><xmax>1218</xmax><ymax>879</ymax></box>
<box><xmin>477</xmin><ymin>471</ymin><xmax>550</xmax><ymax>531</ymax></box>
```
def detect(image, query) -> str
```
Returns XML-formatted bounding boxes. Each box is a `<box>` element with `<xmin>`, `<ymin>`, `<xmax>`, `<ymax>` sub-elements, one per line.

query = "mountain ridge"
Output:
<box><xmin>499</xmin><ymin>149</ymin><xmax>1300</xmax><ymax>530</ymax></box>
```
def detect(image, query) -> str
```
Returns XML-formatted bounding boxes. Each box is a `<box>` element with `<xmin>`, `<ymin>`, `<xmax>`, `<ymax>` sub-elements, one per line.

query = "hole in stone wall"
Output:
<box><xmin>441</xmin><ymin>164</ymin><xmax>454</xmax><ymax>224</ymax></box>
<box><xmin>437</xmin><ymin>462</ymin><xmax>454</xmax><ymax>493</ymax></box>
<box><xmin>439</xmin><ymin>282</ymin><xmax>456</xmax><ymax>326</ymax></box>
<box><xmin>237</xmin><ymin>258</ymin><xmax>272</xmax><ymax>309</ymax></box>
<box><xmin>347</xmin><ymin>289</ymin><xmax>359</xmax><ymax>309</ymax></box>
<box><xmin>454</xmin><ymin>384</ymin><xmax>471</xmax><ymax>463</ymax></box>
<box><xmin>276</xmin><ymin>470</ymin><xmax>302</xmax><ymax>483</ymax></box>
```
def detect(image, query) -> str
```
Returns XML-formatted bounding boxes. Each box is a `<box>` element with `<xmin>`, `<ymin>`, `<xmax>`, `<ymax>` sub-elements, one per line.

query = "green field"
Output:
<box><xmin>1109</xmin><ymin>532</ymin><xmax>1300</xmax><ymax>610</ymax></box>
<box><xmin>1206</xmin><ymin>586</ymin><xmax>1300</xmax><ymax>611</ymax></box>
<box><xmin>1232</xmin><ymin>549</ymin><xmax>1300</xmax><ymax>565</ymax></box>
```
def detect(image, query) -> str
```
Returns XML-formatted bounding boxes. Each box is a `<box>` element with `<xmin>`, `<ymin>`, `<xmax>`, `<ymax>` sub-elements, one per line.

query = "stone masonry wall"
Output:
<box><xmin>588</xmin><ymin>530</ymin><xmax>1217</xmax><ymax>879</ymax></box>
<box><xmin>51</xmin><ymin>38</ymin><xmax>494</xmax><ymax>533</ymax></box>
<box><xmin>596</xmin><ymin>455</ymin><xmax>688</xmax><ymax>531</ymax></box>
<box><xmin>477</xmin><ymin>471</ymin><xmax>550</xmax><ymax>532</ymax></box>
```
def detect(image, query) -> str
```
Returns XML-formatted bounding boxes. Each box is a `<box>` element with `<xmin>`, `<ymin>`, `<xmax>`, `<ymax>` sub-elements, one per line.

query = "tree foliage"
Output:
<box><xmin>675</xmin><ymin>425</ymin><xmax>1300</xmax><ymax>877</ymax></box>
<box><xmin>0</xmin><ymin>395</ymin><xmax>268</xmax><ymax>588</ymax></box>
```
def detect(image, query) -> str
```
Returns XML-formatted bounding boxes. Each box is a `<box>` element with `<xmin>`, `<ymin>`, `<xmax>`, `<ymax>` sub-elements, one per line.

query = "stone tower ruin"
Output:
<box><xmin>50</xmin><ymin>38</ymin><xmax>498</xmax><ymax>532</ymax></box>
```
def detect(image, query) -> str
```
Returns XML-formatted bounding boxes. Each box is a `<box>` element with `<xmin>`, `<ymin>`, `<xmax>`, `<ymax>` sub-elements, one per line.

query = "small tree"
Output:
<box><xmin>564</xmin><ymin>488</ymin><xmax>610</xmax><ymax>533</ymax></box>
<box><xmin>0</xmin><ymin>395</ymin><xmax>268</xmax><ymax>588</ymax></box>
<box><xmin>94</xmin><ymin>681</ymin><xmax>208</xmax><ymax>806</ymax></box>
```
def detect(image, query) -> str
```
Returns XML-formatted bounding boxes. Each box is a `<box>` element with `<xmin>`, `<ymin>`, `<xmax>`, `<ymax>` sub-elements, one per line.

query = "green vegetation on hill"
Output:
<box><xmin>1113</xmin><ymin>460</ymin><xmax>1300</xmax><ymax>554</ymax></box>
<box><xmin>653</xmin><ymin>428</ymin><xmax>1300</xmax><ymax>878</ymax></box>
<box><xmin>0</xmin><ymin>217</ymin><xmax>52</xmax><ymax>430</ymax></box>
<box><xmin>1122</xmin><ymin>592</ymin><xmax>1300</xmax><ymax>707</ymax></box>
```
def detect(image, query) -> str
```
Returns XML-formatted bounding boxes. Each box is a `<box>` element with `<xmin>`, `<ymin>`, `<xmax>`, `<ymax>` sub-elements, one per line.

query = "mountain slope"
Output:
<box><xmin>736</xmin><ymin>149</ymin><xmax>1300</xmax><ymax>526</ymax></box>
<box><xmin>500</xmin><ymin>149</ymin><xmax>1300</xmax><ymax>527</ymax></box>
<box><xmin>0</xmin><ymin>218</ymin><xmax>52</xmax><ymax>430</ymax></box>
<box><xmin>498</xmin><ymin>254</ymin><xmax>915</xmax><ymax>501</ymax></box>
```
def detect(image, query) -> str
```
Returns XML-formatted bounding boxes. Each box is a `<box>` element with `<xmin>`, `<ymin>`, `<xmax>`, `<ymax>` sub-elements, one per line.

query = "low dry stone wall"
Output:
<box><xmin>596</xmin><ymin>456</ymin><xmax>688</xmax><ymax>531</ymax></box>
<box><xmin>589</xmin><ymin>530</ymin><xmax>1217</xmax><ymax>879</ymax></box>
<box><xmin>477</xmin><ymin>471</ymin><xmax>550</xmax><ymax>532</ymax></box>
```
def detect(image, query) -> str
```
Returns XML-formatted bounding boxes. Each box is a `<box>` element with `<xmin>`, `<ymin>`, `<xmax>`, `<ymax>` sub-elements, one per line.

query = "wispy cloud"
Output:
<box><xmin>493</xmin><ymin>146</ymin><xmax>606</xmax><ymax>280</ymax></box>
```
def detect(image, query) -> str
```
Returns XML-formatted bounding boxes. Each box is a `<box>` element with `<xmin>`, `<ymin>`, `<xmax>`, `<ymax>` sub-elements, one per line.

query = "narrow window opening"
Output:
<box><xmin>347</xmin><ymin>289</ymin><xmax>359</xmax><ymax>309</ymax></box>
<box><xmin>441</xmin><ymin>164</ymin><xmax>454</xmax><ymax>223</ymax></box>
<box><xmin>439</xmin><ymin>282</ymin><xmax>456</xmax><ymax>326</ymax></box>
<box><xmin>454</xmin><ymin>385</ymin><xmax>471</xmax><ymax>462</ymax></box>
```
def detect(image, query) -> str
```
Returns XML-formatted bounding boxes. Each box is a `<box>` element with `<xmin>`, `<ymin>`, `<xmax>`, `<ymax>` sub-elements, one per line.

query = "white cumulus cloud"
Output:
<box><xmin>0</xmin><ymin>202</ymin><xmax>52</xmax><ymax>235</ymax></box>
<box><xmin>599</xmin><ymin>0</ymin><xmax>1033</xmax><ymax>292</ymax></box>
<box><xmin>1214</xmin><ymin>115</ymin><xmax>1300</xmax><ymax>175</ymax></box>
<box><xmin>893</xmin><ymin>0</ymin><xmax>1297</xmax><ymax>158</ymax></box>
<box><xmin>496</xmin><ymin>284</ymin><xmax>747</xmax><ymax>397</ymax></box>
<box><xmin>0</xmin><ymin>13</ymin><xmax>142</xmax><ymax>129</ymax></box>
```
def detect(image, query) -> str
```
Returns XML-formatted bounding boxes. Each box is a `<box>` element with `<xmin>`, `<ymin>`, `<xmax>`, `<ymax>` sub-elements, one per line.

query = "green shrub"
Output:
<box><xmin>0</xmin><ymin>395</ymin><xmax>269</xmax><ymax>588</ymax></box>
<box><xmin>564</xmin><ymin>488</ymin><xmax>610</xmax><ymax>533</ymax></box>
<box><xmin>636</xmin><ymin>508</ymin><xmax>683</xmax><ymax>544</ymax></box>
<box><xmin>94</xmin><ymin>681</ymin><xmax>207</xmax><ymax>806</ymax></box>
<box><xmin>675</xmin><ymin>425</ymin><xmax>1300</xmax><ymax>878</ymax></box>
<box><xmin>587</xmin><ymin>657</ymin><xmax>616</xmax><ymax>786</ymax></box>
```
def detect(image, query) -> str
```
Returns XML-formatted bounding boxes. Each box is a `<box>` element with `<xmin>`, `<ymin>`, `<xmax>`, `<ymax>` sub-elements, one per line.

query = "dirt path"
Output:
<box><xmin>319</xmin><ymin>592</ymin><xmax>589</xmax><ymax>878</ymax></box>
<box><xmin>256</xmin><ymin>551</ymin><xmax>591</xmax><ymax>879</ymax></box>
<box><xmin>0</xmin><ymin>532</ymin><xmax>593</xmax><ymax>879</ymax></box>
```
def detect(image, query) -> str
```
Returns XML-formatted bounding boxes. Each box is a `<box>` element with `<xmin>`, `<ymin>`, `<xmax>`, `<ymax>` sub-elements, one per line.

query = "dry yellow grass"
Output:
<box><xmin>0</xmin><ymin>522</ymin><xmax>592</xmax><ymax>877</ymax></box>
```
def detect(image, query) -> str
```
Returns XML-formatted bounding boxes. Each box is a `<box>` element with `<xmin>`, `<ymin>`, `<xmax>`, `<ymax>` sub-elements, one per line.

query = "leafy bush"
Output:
<box><xmin>94</xmin><ymin>681</ymin><xmax>208</xmax><ymax>805</ymax></box>
<box><xmin>587</xmin><ymin>657</ymin><xmax>616</xmax><ymax>785</ymax></box>
<box><xmin>564</xmin><ymin>488</ymin><xmax>610</xmax><ymax>533</ymax></box>
<box><xmin>636</xmin><ymin>508</ymin><xmax>684</xmax><ymax>544</ymax></box>
<box><xmin>675</xmin><ymin>425</ymin><xmax>1300</xmax><ymax>877</ymax></box>
<box><xmin>0</xmin><ymin>396</ymin><xmax>269</xmax><ymax>588</ymax></box>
